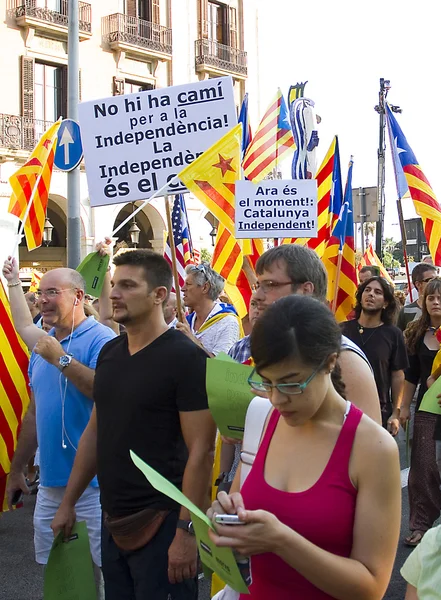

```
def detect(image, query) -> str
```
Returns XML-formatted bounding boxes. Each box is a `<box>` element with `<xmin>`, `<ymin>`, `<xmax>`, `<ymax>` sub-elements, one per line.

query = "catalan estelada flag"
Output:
<box><xmin>327</xmin><ymin>157</ymin><xmax>358</xmax><ymax>322</ymax></box>
<box><xmin>386</xmin><ymin>105</ymin><xmax>441</xmax><ymax>265</ymax></box>
<box><xmin>28</xmin><ymin>269</ymin><xmax>43</xmax><ymax>293</ymax></box>
<box><xmin>358</xmin><ymin>243</ymin><xmax>393</xmax><ymax>285</ymax></box>
<box><xmin>179</xmin><ymin>123</ymin><xmax>242</xmax><ymax>237</ymax></box>
<box><xmin>0</xmin><ymin>280</ymin><xmax>30</xmax><ymax>512</ymax></box>
<box><xmin>242</xmin><ymin>90</ymin><xmax>295</xmax><ymax>182</ymax></box>
<box><xmin>282</xmin><ymin>137</ymin><xmax>338</xmax><ymax>257</ymax></box>
<box><xmin>8</xmin><ymin>119</ymin><xmax>61</xmax><ymax>250</ymax></box>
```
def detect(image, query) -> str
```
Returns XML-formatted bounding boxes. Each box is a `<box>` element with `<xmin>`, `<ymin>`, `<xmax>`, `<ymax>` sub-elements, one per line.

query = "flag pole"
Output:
<box><xmin>396</xmin><ymin>195</ymin><xmax>414</xmax><ymax>302</ymax></box>
<box><xmin>111</xmin><ymin>175</ymin><xmax>180</xmax><ymax>238</ymax></box>
<box><xmin>331</xmin><ymin>251</ymin><xmax>343</xmax><ymax>314</ymax></box>
<box><xmin>10</xmin><ymin>171</ymin><xmax>45</xmax><ymax>257</ymax></box>
<box><xmin>164</xmin><ymin>195</ymin><xmax>184</xmax><ymax>323</ymax></box>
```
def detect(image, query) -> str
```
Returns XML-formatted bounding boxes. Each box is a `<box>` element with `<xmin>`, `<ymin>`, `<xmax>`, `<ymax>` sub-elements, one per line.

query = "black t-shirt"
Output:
<box><xmin>340</xmin><ymin>320</ymin><xmax>409</xmax><ymax>415</ymax></box>
<box><xmin>94</xmin><ymin>329</ymin><xmax>209</xmax><ymax>517</ymax></box>
<box><xmin>405</xmin><ymin>337</ymin><xmax>438</xmax><ymax>412</ymax></box>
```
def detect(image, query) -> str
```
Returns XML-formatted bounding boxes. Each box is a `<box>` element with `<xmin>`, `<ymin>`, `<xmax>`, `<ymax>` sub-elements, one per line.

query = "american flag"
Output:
<box><xmin>164</xmin><ymin>194</ymin><xmax>193</xmax><ymax>288</ymax></box>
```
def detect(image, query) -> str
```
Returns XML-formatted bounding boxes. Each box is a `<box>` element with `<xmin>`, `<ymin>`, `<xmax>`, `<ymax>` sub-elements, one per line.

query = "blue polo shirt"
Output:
<box><xmin>29</xmin><ymin>317</ymin><xmax>116</xmax><ymax>487</ymax></box>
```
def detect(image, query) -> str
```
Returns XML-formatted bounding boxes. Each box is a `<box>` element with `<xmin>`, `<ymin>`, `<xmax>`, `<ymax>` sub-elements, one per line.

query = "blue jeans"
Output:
<box><xmin>101</xmin><ymin>511</ymin><xmax>198</xmax><ymax>600</ymax></box>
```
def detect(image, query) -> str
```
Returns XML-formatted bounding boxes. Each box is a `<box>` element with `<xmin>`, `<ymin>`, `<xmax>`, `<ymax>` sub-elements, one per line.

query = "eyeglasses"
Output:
<box><xmin>35</xmin><ymin>288</ymin><xmax>76</xmax><ymax>300</ymax></box>
<box><xmin>252</xmin><ymin>280</ymin><xmax>295</xmax><ymax>294</ymax></box>
<box><xmin>247</xmin><ymin>363</ymin><xmax>323</xmax><ymax>395</ymax></box>
<box><xmin>420</xmin><ymin>277</ymin><xmax>435</xmax><ymax>284</ymax></box>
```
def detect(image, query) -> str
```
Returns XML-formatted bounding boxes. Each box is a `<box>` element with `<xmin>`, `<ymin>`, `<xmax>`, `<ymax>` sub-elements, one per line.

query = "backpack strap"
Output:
<box><xmin>240</xmin><ymin>397</ymin><xmax>272</xmax><ymax>488</ymax></box>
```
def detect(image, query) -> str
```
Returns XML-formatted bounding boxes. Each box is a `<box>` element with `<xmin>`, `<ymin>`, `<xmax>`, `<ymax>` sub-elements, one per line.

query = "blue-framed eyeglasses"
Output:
<box><xmin>247</xmin><ymin>363</ymin><xmax>324</xmax><ymax>396</ymax></box>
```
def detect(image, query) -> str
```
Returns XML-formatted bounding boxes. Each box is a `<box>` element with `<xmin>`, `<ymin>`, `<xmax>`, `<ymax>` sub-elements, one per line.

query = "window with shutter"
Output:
<box><xmin>151</xmin><ymin>0</ymin><xmax>160</xmax><ymax>23</ymax></box>
<box><xmin>229</xmin><ymin>7</ymin><xmax>237</xmax><ymax>49</ymax></box>
<box><xmin>199</xmin><ymin>0</ymin><xmax>208</xmax><ymax>38</ymax></box>
<box><xmin>113</xmin><ymin>76</ymin><xmax>125</xmax><ymax>96</ymax></box>
<box><xmin>21</xmin><ymin>55</ymin><xmax>35</xmax><ymax>149</ymax></box>
<box><xmin>126</xmin><ymin>0</ymin><xmax>137</xmax><ymax>17</ymax></box>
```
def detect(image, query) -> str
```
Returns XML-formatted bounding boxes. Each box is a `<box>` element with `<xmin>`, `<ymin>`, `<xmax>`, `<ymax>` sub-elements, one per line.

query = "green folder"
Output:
<box><xmin>44</xmin><ymin>521</ymin><xmax>96</xmax><ymax>600</ymax></box>
<box><xmin>131</xmin><ymin>451</ymin><xmax>249</xmax><ymax>594</ymax></box>
<box><xmin>206</xmin><ymin>354</ymin><xmax>258</xmax><ymax>440</ymax></box>
<box><xmin>419</xmin><ymin>376</ymin><xmax>441</xmax><ymax>415</ymax></box>
<box><xmin>76</xmin><ymin>251</ymin><xmax>110</xmax><ymax>298</ymax></box>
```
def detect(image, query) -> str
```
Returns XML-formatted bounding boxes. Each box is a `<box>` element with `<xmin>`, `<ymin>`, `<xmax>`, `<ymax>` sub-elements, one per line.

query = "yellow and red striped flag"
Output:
<box><xmin>282</xmin><ymin>137</ymin><xmax>337</xmax><ymax>257</ymax></box>
<box><xmin>211</xmin><ymin>223</ymin><xmax>243</xmax><ymax>286</ymax></box>
<box><xmin>8</xmin><ymin>119</ymin><xmax>61</xmax><ymax>251</ymax></box>
<box><xmin>324</xmin><ymin>157</ymin><xmax>358</xmax><ymax>322</ymax></box>
<box><xmin>242</xmin><ymin>90</ymin><xmax>295</xmax><ymax>183</ymax></box>
<box><xmin>358</xmin><ymin>243</ymin><xmax>394</xmax><ymax>285</ymax></box>
<box><xmin>387</xmin><ymin>105</ymin><xmax>441</xmax><ymax>265</ymax></box>
<box><xmin>0</xmin><ymin>280</ymin><xmax>30</xmax><ymax>512</ymax></box>
<box><xmin>28</xmin><ymin>269</ymin><xmax>43</xmax><ymax>293</ymax></box>
<box><xmin>179</xmin><ymin>124</ymin><xmax>242</xmax><ymax>237</ymax></box>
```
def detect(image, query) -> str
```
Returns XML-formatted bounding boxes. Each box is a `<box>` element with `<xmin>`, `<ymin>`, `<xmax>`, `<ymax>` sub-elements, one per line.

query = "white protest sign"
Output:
<box><xmin>235</xmin><ymin>180</ymin><xmax>318</xmax><ymax>239</ymax></box>
<box><xmin>78</xmin><ymin>77</ymin><xmax>237</xmax><ymax>207</ymax></box>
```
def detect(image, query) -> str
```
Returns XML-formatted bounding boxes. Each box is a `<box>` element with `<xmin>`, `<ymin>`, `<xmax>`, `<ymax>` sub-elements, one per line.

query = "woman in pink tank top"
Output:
<box><xmin>208</xmin><ymin>296</ymin><xmax>401</xmax><ymax>600</ymax></box>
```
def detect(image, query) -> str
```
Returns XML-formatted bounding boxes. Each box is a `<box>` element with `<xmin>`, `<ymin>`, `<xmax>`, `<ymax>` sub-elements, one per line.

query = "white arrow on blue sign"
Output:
<box><xmin>54</xmin><ymin>119</ymin><xmax>83</xmax><ymax>172</ymax></box>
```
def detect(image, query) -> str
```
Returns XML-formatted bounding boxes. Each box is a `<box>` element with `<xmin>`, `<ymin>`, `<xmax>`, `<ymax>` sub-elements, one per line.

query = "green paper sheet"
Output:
<box><xmin>419</xmin><ymin>376</ymin><xmax>441</xmax><ymax>415</ymax></box>
<box><xmin>206</xmin><ymin>356</ymin><xmax>257</xmax><ymax>440</ymax></box>
<box><xmin>76</xmin><ymin>251</ymin><xmax>110</xmax><ymax>298</ymax></box>
<box><xmin>44</xmin><ymin>521</ymin><xmax>96</xmax><ymax>600</ymax></box>
<box><xmin>130</xmin><ymin>451</ymin><xmax>249</xmax><ymax>594</ymax></box>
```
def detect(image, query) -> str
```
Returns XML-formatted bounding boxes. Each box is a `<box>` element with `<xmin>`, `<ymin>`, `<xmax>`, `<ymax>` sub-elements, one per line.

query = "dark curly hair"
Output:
<box><xmin>354</xmin><ymin>276</ymin><xmax>398</xmax><ymax>325</ymax></box>
<box><xmin>405</xmin><ymin>277</ymin><xmax>441</xmax><ymax>354</ymax></box>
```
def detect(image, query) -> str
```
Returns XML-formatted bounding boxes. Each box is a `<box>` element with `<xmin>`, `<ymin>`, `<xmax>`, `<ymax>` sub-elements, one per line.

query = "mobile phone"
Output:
<box><xmin>214</xmin><ymin>514</ymin><xmax>245</xmax><ymax>525</ymax></box>
<box><xmin>11</xmin><ymin>490</ymin><xmax>23</xmax><ymax>505</ymax></box>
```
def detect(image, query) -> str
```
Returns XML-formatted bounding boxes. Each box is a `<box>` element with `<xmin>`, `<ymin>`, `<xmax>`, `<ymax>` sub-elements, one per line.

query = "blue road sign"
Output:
<box><xmin>54</xmin><ymin>119</ymin><xmax>83</xmax><ymax>171</ymax></box>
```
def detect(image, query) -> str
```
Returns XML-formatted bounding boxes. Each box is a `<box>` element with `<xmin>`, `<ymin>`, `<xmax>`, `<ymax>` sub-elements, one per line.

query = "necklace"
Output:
<box><xmin>357</xmin><ymin>322</ymin><xmax>382</xmax><ymax>346</ymax></box>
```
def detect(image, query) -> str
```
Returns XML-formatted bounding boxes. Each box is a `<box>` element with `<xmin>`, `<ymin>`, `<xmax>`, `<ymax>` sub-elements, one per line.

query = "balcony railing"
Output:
<box><xmin>7</xmin><ymin>0</ymin><xmax>92</xmax><ymax>34</ymax></box>
<box><xmin>102</xmin><ymin>13</ymin><xmax>172</xmax><ymax>57</ymax></box>
<box><xmin>0</xmin><ymin>114</ymin><xmax>54</xmax><ymax>152</ymax></box>
<box><xmin>195</xmin><ymin>39</ymin><xmax>247</xmax><ymax>77</ymax></box>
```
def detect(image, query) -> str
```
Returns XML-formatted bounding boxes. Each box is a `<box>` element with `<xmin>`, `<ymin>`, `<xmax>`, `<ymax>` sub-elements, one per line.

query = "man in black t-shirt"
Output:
<box><xmin>51</xmin><ymin>250</ymin><xmax>216</xmax><ymax>599</ymax></box>
<box><xmin>341</xmin><ymin>276</ymin><xmax>408</xmax><ymax>432</ymax></box>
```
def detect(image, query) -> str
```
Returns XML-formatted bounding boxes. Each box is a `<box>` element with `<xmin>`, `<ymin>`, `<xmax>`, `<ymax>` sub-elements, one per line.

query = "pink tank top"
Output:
<box><xmin>239</xmin><ymin>403</ymin><xmax>363</xmax><ymax>600</ymax></box>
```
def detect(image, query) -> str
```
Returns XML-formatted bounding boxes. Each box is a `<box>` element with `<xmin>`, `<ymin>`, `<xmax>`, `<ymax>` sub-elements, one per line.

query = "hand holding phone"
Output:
<box><xmin>214</xmin><ymin>514</ymin><xmax>246</xmax><ymax>526</ymax></box>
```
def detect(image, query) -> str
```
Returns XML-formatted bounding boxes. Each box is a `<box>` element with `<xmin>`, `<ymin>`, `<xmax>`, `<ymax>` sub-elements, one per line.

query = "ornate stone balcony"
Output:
<box><xmin>0</xmin><ymin>113</ymin><xmax>54</xmax><ymax>155</ymax></box>
<box><xmin>8</xmin><ymin>0</ymin><xmax>92</xmax><ymax>40</ymax></box>
<box><xmin>195</xmin><ymin>39</ymin><xmax>247</xmax><ymax>79</ymax></box>
<box><xmin>102</xmin><ymin>13</ymin><xmax>172</xmax><ymax>61</ymax></box>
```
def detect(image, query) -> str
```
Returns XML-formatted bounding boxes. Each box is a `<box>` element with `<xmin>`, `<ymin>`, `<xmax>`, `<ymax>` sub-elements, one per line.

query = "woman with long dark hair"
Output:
<box><xmin>401</xmin><ymin>277</ymin><xmax>441</xmax><ymax>546</ymax></box>
<box><xmin>208</xmin><ymin>295</ymin><xmax>401</xmax><ymax>600</ymax></box>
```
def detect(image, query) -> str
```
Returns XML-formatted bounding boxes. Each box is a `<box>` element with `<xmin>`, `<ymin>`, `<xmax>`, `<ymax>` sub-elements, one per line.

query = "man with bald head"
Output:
<box><xmin>24</xmin><ymin>291</ymin><xmax>41</xmax><ymax>323</ymax></box>
<box><xmin>164</xmin><ymin>291</ymin><xmax>178</xmax><ymax>327</ymax></box>
<box><xmin>2</xmin><ymin>257</ymin><xmax>115</xmax><ymax>578</ymax></box>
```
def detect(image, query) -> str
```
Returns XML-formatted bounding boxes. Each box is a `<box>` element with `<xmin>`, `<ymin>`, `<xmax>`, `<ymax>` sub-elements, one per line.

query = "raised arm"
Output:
<box><xmin>95</xmin><ymin>238</ymin><xmax>119</xmax><ymax>334</ymax></box>
<box><xmin>51</xmin><ymin>406</ymin><xmax>98</xmax><ymax>538</ymax></box>
<box><xmin>2</xmin><ymin>257</ymin><xmax>46</xmax><ymax>350</ymax></box>
<box><xmin>339</xmin><ymin>349</ymin><xmax>382</xmax><ymax>425</ymax></box>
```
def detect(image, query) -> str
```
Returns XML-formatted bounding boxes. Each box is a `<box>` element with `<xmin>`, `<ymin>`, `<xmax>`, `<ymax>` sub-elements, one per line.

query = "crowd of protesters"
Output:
<box><xmin>2</xmin><ymin>242</ymin><xmax>441</xmax><ymax>600</ymax></box>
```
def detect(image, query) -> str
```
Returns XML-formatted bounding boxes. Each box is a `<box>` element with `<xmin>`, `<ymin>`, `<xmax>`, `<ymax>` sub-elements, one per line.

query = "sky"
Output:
<box><xmin>254</xmin><ymin>0</ymin><xmax>440</xmax><ymax>243</ymax></box>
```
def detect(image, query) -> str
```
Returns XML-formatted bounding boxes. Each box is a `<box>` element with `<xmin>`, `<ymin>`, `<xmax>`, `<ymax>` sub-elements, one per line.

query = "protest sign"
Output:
<box><xmin>419</xmin><ymin>376</ymin><xmax>441</xmax><ymax>415</ymax></box>
<box><xmin>44</xmin><ymin>521</ymin><xmax>96</xmax><ymax>600</ymax></box>
<box><xmin>78</xmin><ymin>77</ymin><xmax>237</xmax><ymax>207</ymax></box>
<box><xmin>76</xmin><ymin>251</ymin><xmax>110</xmax><ymax>298</ymax></box>
<box><xmin>235</xmin><ymin>179</ymin><xmax>318</xmax><ymax>239</ymax></box>
<box><xmin>207</xmin><ymin>354</ymin><xmax>257</xmax><ymax>440</ymax></box>
<box><xmin>130</xmin><ymin>451</ymin><xmax>250</xmax><ymax>594</ymax></box>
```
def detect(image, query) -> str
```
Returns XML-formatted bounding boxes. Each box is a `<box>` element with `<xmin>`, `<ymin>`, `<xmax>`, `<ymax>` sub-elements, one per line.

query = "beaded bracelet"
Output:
<box><xmin>7</xmin><ymin>280</ymin><xmax>21</xmax><ymax>287</ymax></box>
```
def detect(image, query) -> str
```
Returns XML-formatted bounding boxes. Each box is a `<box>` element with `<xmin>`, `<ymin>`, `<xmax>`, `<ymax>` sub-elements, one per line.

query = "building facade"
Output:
<box><xmin>0</xmin><ymin>0</ymin><xmax>259</xmax><ymax>276</ymax></box>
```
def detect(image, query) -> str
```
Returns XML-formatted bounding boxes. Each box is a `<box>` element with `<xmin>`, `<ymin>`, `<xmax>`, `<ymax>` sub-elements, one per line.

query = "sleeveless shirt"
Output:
<box><xmin>239</xmin><ymin>403</ymin><xmax>363</xmax><ymax>599</ymax></box>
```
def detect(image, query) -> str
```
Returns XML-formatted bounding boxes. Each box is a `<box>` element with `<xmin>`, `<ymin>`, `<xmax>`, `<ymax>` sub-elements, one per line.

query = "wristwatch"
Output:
<box><xmin>59</xmin><ymin>354</ymin><xmax>73</xmax><ymax>370</ymax></box>
<box><xmin>176</xmin><ymin>519</ymin><xmax>195</xmax><ymax>535</ymax></box>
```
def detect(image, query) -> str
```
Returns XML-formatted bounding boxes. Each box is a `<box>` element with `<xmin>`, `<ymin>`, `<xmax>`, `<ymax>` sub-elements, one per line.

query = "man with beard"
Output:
<box><xmin>341</xmin><ymin>276</ymin><xmax>408</xmax><ymax>433</ymax></box>
<box><xmin>51</xmin><ymin>249</ymin><xmax>216</xmax><ymax>600</ymax></box>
